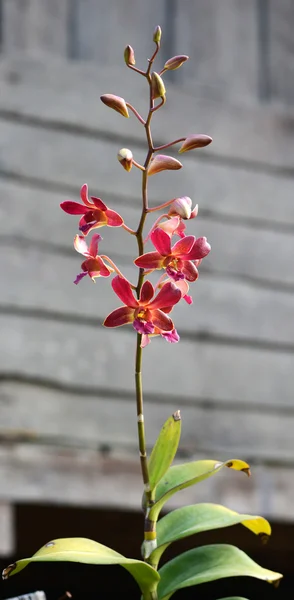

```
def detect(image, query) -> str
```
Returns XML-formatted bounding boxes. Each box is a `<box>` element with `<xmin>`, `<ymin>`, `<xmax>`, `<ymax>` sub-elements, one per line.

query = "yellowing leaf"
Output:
<box><xmin>148</xmin><ymin>459</ymin><xmax>250</xmax><ymax>521</ymax></box>
<box><xmin>150</xmin><ymin>503</ymin><xmax>271</xmax><ymax>567</ymax></box>
<box><xmin>2</xmin><ymin>538</ymin><xmax>159</xmax><ymax>597</ymax></box>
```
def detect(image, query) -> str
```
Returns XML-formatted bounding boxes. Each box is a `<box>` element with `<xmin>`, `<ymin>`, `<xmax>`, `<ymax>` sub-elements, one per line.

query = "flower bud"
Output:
<box><xmin>124</xmin><ymin>45</ymin><xmax>135</xmax><ymax>66</ymax></box>
<box><xmin>163</xmin><ymin>55</ymin><xmax>189</xmax><ymax>71</ymax></box>
<box><xmin>153</xmin><ymin>25</ymin><xmax>162</xmax><ymax>44</ymax></box>
<box><xmin>179</xmin><ymin>134</ymin><xmax>212</xmax><ymax>153</ymax></box>
<box><xmin>100</xmin><ymin>94</ymin><xmax>129</xmax><ymax>118</ymax></box>
<box><xmin>117</xmin><ymin>148</ymin><xmax>133</xmax><ymax>172</ymax></box>
<box><xmin>168</xmin><ymin>196</ymin><xmax>194</xmax><ymax>219</ymax></box>
<box><xmin>148</xmin><ymin>154</ymin><xmax>182</xmax><ymax>176</ymax></box>
<box><xmin>151</xmin><ymin>72</ymin><xmax>166</xmax><ymax>100</ymax></box>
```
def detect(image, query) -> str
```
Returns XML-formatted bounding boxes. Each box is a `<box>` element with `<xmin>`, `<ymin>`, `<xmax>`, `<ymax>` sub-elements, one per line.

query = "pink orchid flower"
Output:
<box><xmin>73</xmin><ymin>234</ymin><xmax>113</xmax><ymax>284</ymax></box>
<box><xmin>104</xmin><ymin>276</ymin><xmax>181</xmax><ymax>337</ymax></box>
<box><xmin>60</xmin><ymin>184</ymin><xmax>123</xmax><ymax>235</ymax></box>
<box><xmin>134</xmin><ymin>227</ymin><xmax>211</xmax><ymax>282</ymax></box>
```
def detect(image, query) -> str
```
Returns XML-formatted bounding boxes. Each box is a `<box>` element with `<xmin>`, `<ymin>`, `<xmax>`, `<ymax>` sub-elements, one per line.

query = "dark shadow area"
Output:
<box><xmin>0</xmin><ymin>504</ymin><xmax>293</xmax><ymax>600</ymax></box>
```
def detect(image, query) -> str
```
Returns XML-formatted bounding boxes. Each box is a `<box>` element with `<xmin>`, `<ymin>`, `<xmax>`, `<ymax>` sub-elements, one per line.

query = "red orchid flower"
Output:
<box><xmin>60</xmin><ymin>184</ymin><xmax>123</xmax><ymax>235</ymax></box>
<box><xmin>73</xmin><ymin>234</ymin><xmax>113</xmax><ymax>284</ymax></box>
<box><xmin>104</xmin><ymin>276</ymin><xmax>181</xmax><ymax>338</ymax></box>
<box><xmin>134</xmin><ymin>227</ymin><xmax>211</xmax><ymax>282</ymax></box>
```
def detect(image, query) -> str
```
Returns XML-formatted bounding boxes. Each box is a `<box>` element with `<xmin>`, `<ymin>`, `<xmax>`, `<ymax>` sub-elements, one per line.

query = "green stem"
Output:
<box><xmin>135</xmin><ymin>333</ymin><xmax>150</xmax><ymax>491</ymax></box>
<box><xmin>134</xmin><ymin>44</ymin><xmax>160</xmax><ymax>511</ymax></box>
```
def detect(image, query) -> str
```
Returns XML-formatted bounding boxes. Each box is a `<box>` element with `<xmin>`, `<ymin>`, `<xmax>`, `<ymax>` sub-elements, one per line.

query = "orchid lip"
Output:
<box><xmin>133</xmin><ymin>319</ymin><xmax>155</xmax><ymax>335</ymax></box>
<box><xmin>79</xmin><ymin>223</ymin><xmax>95</xmax><ymax>234</ymax></box>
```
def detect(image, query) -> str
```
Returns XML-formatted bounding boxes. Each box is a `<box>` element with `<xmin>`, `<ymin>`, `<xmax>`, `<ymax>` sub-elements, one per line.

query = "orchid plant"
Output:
<box><xmin>3</xmin><ymin>26</ymin><xmax>282</xmax><ymax>600</ymax></box>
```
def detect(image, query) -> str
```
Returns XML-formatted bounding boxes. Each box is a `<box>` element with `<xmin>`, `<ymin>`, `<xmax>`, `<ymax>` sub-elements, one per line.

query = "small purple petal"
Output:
<box><xmin>74</xmin><ymin>272</ymin><xmax>88</xmax><ymax>285</ymax></box>
<box><xmin>166</xmin><ymin>266</ymin><xmax>185</xmax><ymax>281</ymax></box>
<box><xmin>161</xmin><ymin>328</ymin><xmax>180</xmax><ymax>343</ymax></box>
<box><xmin>133</xmin><ymin>318</ymin><xmax>155</xmax><ymax>335</ymax></box>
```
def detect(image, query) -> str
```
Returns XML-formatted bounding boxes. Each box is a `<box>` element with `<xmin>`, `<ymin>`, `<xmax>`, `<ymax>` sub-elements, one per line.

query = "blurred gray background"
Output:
<box><xmin>0</xmin><ymin>1</ymin><xmax>294</xmax><ymax>598</ymax></box>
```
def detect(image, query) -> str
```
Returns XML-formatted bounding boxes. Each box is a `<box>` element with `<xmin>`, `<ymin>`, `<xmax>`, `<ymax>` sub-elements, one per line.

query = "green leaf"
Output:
<box><xmin>2</xmin><ymin>538</ymin><xmax>160</xmax><ymax>597</ymax></box>
<box><xmin>150</xmin><ymin>503</ymin><xmax>271</xmax><ymax>566</ymax></box>
<box><xmin>216</xmin><ymin>598</ymin><xmax>250</xmax><ymax>600</ymax></box>
<box><xmin>157</xmin><ymin>544</ymin><xmax>282</xmax><ymax>600</ymax></box>
<box><xmin>148</xmin><ymin>411</ymin><xmax>181</xmax><ymax>492</ymax></box>
<box><xmin>148</xmin><ymin>459</ymin><xmax>250</xmax><ymax>521</ymax></box>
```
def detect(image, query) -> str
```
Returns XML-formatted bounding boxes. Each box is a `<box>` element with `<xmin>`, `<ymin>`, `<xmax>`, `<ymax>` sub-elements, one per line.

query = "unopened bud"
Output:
<box><xmin>164</xmin><ymin>55</ymin><xmax>189</xmax><ymax>71</ymax></box>
<box><xmin>179</xmin><ymin>134</ymin><xmax>212</xmax><ymax>153</ymax></box>
<box><xmin>117</xmin><ymin>148</ymin><xmax>133</xmax><ymax>172</ymax></box>
<box><xmin>153</xmin><ymin>25</ymin><xmax>162</xmax><ymax>44</ymax></box>
<box><xmin>124</xmin><ymin>45</ymin><xmax>135</xmax><ymax>66</ymax></box>
<box><xmin>168</xmin><ymin>197</ymin><xmax>194</xmax><ymax>220</ymax></box>
<box><xmin>148</xmin><ymin>154</ymin><xmax>182</xmax><ymax>176</ymax></box>
<box><xmin>100</xmin><ymin>94</ymin><xmax>129</xmax><ymax>118</ymax></box>
<box><xmin>151</xmin><ymin>72</ymin><xmax>166</xmax><ymax>100</ymax></box>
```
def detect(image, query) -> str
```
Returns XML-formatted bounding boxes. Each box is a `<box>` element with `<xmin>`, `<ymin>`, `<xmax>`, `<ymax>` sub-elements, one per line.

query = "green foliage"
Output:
<box><xmin>146</xmin><ymin>458</ymin><xmax>250</xmax><ymax>521</ymax></box>
<box><xmin>150</xmin><ymin>503</ymin><xmax>271</xmax><ymax>567</ymax></box>
<box><xmin>157</xmin><ymin>544</ymin><xmax>282</xmax><ymax>600</ymax></box>
<box><xmin>148</xmin><ymin>411</ymin><xmax>181</xmax><ymax>493</ymax></box>
<box><xmin>2</xmin><ymin>538</ymin><xmax>159</xmax><ymax>598</ymax></box>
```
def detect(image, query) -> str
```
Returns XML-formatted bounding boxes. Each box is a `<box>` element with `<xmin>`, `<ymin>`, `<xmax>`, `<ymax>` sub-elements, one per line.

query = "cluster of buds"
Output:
<box><xmin>60</xmin><ymin>27</ymin><xmax>212</xmax><ymax>348</ymax></box>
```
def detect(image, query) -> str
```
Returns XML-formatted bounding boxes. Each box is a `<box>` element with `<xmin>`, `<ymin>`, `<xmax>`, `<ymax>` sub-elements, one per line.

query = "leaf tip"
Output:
<box><xmin>259</xmin><ymin>532</ymin><xmax>270</xmax><ymax>545</ymax></box>
<box><xmin>2</xmin><ymin>563</ymin><xmax>16</xmax><ymax>580</ymax></box>
<box><xmin>173</xmin><ymin>410</ymin><xmax>181</xmax><ymax>422</ymax></box>
<box><xmin>242</xmin><ymin>467</ymin><xmax>251</xmax><ymax>477</ymax></box>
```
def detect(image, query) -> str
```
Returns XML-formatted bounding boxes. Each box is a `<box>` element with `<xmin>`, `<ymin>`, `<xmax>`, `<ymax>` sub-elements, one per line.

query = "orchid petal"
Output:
<box><xmin>133</xmin><ymin>319</ymin><xmax>155</xmax><ymax>335</ymax></box>
<box><xmin>160</xmin><ymin>306</ymin><xmax>174</xmax><ymax>314</ymax></box>
<box><xmin>60</xmin><ymin>201</ymin><xmax>88</xmax><ymax>215</ymax></box>
<box><xmin>74</xmin><ymin>272</ymin><xmax>88</xmax><ymax>285</ymax></box>
<box><xmin>88</xmin><ymin>233</ymin><xmax>102</xmax><ymax>257</ymax></box>
<box><xmin>74</xmin><ymin>235</ymin><xmax>90</xmax><ymax>256</ymax></box>
<box><xmin>158</xmin><ymin>217</ymin><xmax>181</xmax><ymax>237</ymax></box>
<box><xmin>148</xmin><ymin>282</ymin><xmax>181</xmax><ymax>310</ymax></box>
<box><xmin>134</xmin><ymin>252</ymin><xmax>164</xmax><ymax>270</ymax></box>
<box><xmin>171</xmin><ymin>235</ymin><xmax>196</xmax><ymax>257</ymax></box>
<box><xmin>173</xmin><ymin>279</ymin><xmax>189</xmax><ymax>296</ymax></box>
<box><xmin>151</xmin><ymin>309</ymin><xmax>174</xmax><ymax>331</ymax></box>
<box><xmin>141</xmin><ymin>334</ymin><xmax>151</xmax><ymax>348</ymax></box>
<box><xmin>188</xmin><ymin>236</ymin><xmax>211</xmax><ymax>260</ymax></box>
<box><xmin>140</xmin><ymin>281</ymin><xmax>155</xmax><ymax>304</ymax></box>
<box><xmin>151</xmin><ymin>228</ymin><xmax>171</xmax><ymax>256</ymax></box>
<box><xmin>161</xmin><ymin>328</ymin><xmax>180</xmax><ymax>343</ymax></box>
<box><xmin>104</xmin><ymin>306</ymin><xmax>135</xmax><ymax>327</ymax></box>
<box><xmin>112</xmin><ymin>276</ymin><xmax>138</xmax><ymax>308</ymax></box>
<box><xmin>80</xmin><ymin>184</ymin><xmax>91</xmax><ymax>207</ymax></box>
<box><xmin>95</xmin><ymin>257</ymin><xmax>113</xmax><ymax>277</ymax></box>
<box><xmin>184</xmin><ymin>294</ymin><xmax>193</xmax><ymax>305</ymax></box>
<box><xmin>190</xmin><ymin>204</ymin><xmax>199</xmax><ymax>219</ymax></box>
<box><xmin>181</xmin><ymin>260</ymin><xmax>199</xmax><ymax>282</ymax></box>
<box><xmin>105</xmin><ymin>209</ymin><xmax>124</xmax><ymax>227</ymax></box>
<box><xmin>90</xmin><ymin>196</ymin><xmax>108</xmax><ymax>211</ymax></box>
